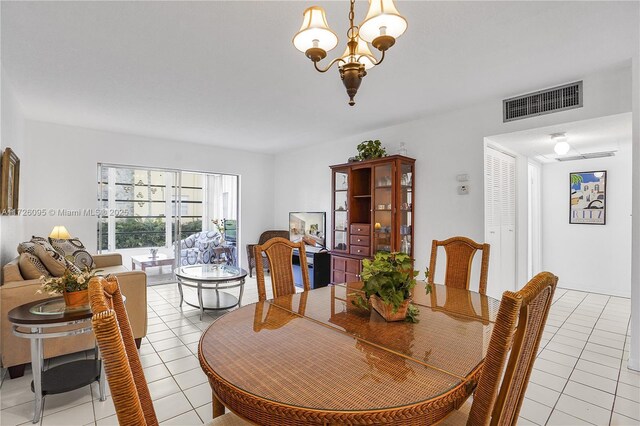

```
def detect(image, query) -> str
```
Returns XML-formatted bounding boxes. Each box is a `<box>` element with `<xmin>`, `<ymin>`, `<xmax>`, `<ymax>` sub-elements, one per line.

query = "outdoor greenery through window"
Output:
<box><xmin>97</xmin><ymin>165</ymin><xmax>238</xmax><ymax>252</ymax></box>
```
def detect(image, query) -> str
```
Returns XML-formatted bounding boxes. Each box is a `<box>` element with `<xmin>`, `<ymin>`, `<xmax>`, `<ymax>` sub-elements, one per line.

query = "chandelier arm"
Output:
<box><xmin>313</xmin><ymin>57</ymin><xmax>344</xmax><ymax>73</ymax></box>
<box><xmin>363</xmin><ymin>49</ymin><xmax>386</xmax><ymax>67</ymax></box>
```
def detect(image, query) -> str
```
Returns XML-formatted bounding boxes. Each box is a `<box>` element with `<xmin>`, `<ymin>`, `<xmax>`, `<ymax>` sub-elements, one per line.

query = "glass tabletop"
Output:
<box><xmin>29</xmin><ymin>298</ymin><xmax>90</xmax><ymax>316</ymax></box>
<box><xmin>175</xmin><ymin>264</ymin><xmax>246</xmax><ymax>281</ymax></box>
<box><xmin>199</xmin><ymin>284</ymin><xmax>500</xmax><ymax>413</ymax></box>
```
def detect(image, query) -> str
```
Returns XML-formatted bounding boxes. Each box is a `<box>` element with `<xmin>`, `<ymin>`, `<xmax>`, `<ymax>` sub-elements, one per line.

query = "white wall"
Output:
<box><xmin>541</xmin><ymin>143</ymin><xmax>632</xmax><ymax>297</ymax></box>
<box><xmin>273</xmin><ymin>64</ymin><xmax>632</xmax><ymax>299</ymax></box>
<box><xmin>629</xmin><ymin>55</ymin><xmax>639</xmax><ymax>370</ymax></box>
<box><xmin>16</xmin><ymin>120</ymin><xmax>275</xmax><ymax>270</ymax></box>
<box><xmin>0</xmin><ymin>69</ymin><xmax>26</xmax><ymax>273</ymax></box>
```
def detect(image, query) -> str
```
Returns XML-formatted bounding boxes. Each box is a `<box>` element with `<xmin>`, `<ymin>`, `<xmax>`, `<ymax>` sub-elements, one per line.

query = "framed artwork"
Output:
<box><xmin>570</xmin><ymin>170</ymin><xmax>606</xmax><ymax>225</ymax></box>
<box><xmin>1</xmin><ymin>147</ymin><xmax>20</xmax><ymax>213</ymax></box>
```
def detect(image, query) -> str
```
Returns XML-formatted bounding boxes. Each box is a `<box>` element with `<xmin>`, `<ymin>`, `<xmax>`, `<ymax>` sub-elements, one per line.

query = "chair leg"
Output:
<box><xmin>8</xmin><ymin>364</ymin><xmax>26</xmax><ymax>379</ymax></box>
<box><xmin>134</xmin><ymin>338</ymin><xmax>142</xmax><ymax>349</ymax></box>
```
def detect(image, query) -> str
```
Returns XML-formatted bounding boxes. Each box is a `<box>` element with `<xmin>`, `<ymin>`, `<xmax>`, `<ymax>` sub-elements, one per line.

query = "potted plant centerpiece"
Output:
<box><xmin>39</xmin><ymin>268</ymin><xmax>101</xmax><ymax>308</ymax></box>
<box><xmin>353</xmin><ymin>252</ymin><xmax>420</xmax><ymax>323</ymax></box>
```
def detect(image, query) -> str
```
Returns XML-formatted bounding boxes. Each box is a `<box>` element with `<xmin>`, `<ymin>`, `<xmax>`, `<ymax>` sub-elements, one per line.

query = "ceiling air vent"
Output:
<box><xmin>556</xmin><ymin>151</ymin><xmax>615</xmax><ymax>162</ymax></box>
<box><xmin>503</xmin><ymin>81</ymin><xmax>583</xmax><ymax>122</ymax></box>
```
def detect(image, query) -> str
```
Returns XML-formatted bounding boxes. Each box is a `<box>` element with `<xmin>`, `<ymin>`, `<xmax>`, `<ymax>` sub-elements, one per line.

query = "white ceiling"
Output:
<box><xmin>2</xmin><ymin>1</ymin><xmax>639</xmax><ymax>153</ymax></box>
<box><xmin>486</xmin><ymin>112</ymin><xmax>632</xmax><ymax>163</ymax></box>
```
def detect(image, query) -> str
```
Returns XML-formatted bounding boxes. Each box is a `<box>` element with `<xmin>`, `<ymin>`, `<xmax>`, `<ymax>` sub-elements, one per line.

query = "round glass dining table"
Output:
<box><xmin>198</xmin><ymin>282</ymin><xmax>500</xmax><ymax>425</ymax></box>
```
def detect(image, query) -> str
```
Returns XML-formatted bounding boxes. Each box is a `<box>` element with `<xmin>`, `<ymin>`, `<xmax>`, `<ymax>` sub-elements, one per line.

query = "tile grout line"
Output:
<box><xmin>608</xmin><ymin>316</ymin><xmax>633</xmax><ymax>425</ymax></box>
<box><xmin>545</xmin><ymin>293</ymin><xmax>611</xmax><ymax>426</ymax></box>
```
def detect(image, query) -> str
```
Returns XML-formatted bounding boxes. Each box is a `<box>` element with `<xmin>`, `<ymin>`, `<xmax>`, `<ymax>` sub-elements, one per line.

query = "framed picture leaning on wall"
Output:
<box><xmin>1</xmin><ymin>147</ymin><xmax>20</xmax><ymax>214</ymax></box>
<box><xmin>570</xmin><ymin>170</ymin><xmax>606</xmax><ymax>225</ymax></box>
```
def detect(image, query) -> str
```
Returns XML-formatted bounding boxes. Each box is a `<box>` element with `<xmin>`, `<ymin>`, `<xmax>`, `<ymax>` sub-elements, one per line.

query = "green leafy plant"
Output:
<box><xmin>424</xmin><ymin>267</ymin><xmax>432</xmax><ymax>294</ymax></box>
<box><xmin>352</xmin><ymin>252</ymin><xmax>419</xmax><ymax>322</ymax></box>
<box><xmin>38</xmin><ymin>268</ymin><xmax>102</xmax><ymax>295</ymax></box>
<box><xmin>356</xmin><ymin>140</ymin><xmax>387</xmax><ymax>161</ymax></box>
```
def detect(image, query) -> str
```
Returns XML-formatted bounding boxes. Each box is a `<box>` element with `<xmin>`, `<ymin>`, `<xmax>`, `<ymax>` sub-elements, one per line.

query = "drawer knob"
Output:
<box><xmin>357</xmin><ymin>249</ymin><xmax>361</xmax><ymax>253</ymax></box>
<box><xmin>357</xmin><ymin>228</ymin><xmax>361</xmax><ymax>231</ymax></box>
<box><xmin>357</xmin><ymin>239</ymin><xmax>361</xmax><ymax>242</ymax></box>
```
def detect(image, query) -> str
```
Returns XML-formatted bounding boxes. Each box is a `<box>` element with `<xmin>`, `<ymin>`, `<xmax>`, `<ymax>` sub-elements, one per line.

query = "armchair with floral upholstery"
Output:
<box><xmin>246</xmin><ymin>230</ymin><xmax>289</xmax><ymax>277</ymax></box>
<box><xmin>179</xmin><ymin>231</ymin><xmax>236</xmax><ymax>266</ymax></box>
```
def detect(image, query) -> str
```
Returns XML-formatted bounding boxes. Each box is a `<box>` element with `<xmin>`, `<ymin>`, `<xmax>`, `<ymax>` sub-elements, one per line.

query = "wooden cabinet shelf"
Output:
<box><xmin>329</xmin><ymin>155</ymin><xmax>415</xmax><ymax>284</ymax></box>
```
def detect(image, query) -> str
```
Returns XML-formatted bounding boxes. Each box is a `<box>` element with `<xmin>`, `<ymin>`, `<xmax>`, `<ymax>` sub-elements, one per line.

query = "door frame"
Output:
<box><xmin>527</xmin><ymin>161</ymin><xmax>542</xmax><ymax>279</ymax></box>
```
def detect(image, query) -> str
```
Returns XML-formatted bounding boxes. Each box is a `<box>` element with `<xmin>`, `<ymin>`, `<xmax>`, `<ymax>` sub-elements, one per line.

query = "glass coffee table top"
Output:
<box><xmin>175</xmin><ymin>264</ymin><xmax>246</xmax><ymax>281</ymax></box>
<box><xmin>29</xmin><ymin>298</ymin><xmax>89</xmax><ymax>316</ymax></box>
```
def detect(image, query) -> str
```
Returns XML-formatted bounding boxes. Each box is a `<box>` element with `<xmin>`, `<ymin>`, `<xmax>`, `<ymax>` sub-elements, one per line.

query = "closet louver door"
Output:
<box><xmin>485</xmin><ymin>147</ymin><xmax>516</xmax><ymax>295</ymax></box>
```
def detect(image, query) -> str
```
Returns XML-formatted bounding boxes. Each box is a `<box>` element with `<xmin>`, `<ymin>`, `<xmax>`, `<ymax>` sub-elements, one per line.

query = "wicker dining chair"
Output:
<box><xmin>88</xmin><ymin>275</ymin><xmax>249</xmax><ymax>426</ymax></box>
<box><xmin>428</xmin><ymin>236</ymin><xmax>490</xmax><ymax>294</ymax></box>
<box><xmin>246</xmin><ymin>230</ymin><xmax>289</xmax><ymax>277</ymax></box>
<box><xmin>439</xmin><ymin>271</ymin><xmax>558</xmax><ymax>426</ymax></box>
<box><xmin>254</xmin><ymin>237</ymin><xmax>310</xmax><ymax>302</ymax></box>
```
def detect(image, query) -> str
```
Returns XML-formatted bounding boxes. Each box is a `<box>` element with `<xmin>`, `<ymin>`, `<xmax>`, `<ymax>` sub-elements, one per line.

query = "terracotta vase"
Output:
<box><xmin>63</xmin><ymin>289</ymin><xmax>89</xmax><ymax>308</ymax></box>
<box><xmin>370</xmin><ymin>295</ymin><xmax>411</xmax><ymax>322</ymax></box>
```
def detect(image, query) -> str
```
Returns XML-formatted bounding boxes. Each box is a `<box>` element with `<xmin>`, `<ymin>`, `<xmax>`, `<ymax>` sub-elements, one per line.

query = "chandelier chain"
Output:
<box><xmin>348</xmin><ymin>0</ymin><xmax>357</xmax><ymax>40</ymax></box>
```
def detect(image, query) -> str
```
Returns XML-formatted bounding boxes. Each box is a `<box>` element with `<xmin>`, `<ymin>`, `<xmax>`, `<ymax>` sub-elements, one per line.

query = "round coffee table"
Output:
<box><xmin>175</xmin><ymin>264</ymin><xmax>247</xmax><ymax>320</ymax></box>
<box><xmin>8</xmin><ymin>297</ymin><xmax>107</xmax><ymax>424</ymax></box>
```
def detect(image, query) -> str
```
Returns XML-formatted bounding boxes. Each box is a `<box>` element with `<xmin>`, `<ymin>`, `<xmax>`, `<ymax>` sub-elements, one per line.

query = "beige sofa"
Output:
<box><xmin>1</xmin><ymin>253</ymin><xmax>147</xmax><ymax>378</ymax></box>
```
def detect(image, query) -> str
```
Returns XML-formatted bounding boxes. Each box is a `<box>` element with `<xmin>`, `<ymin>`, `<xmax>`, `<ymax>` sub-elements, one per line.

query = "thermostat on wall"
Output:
<box><xmin>458</xmin><ymin>185</ymin><xmax>469</xmax><ymax>195</ymax></box>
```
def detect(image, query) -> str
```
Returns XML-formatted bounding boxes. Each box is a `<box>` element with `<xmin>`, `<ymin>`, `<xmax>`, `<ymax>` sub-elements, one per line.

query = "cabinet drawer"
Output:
<box><xmin>350</xmin><ymin>223</ymin><xmax>370</xmax><ymax>235</ymax></box>
<box><xmin>350</xmin><ymin>235</ymin><xmax>370</xmax><ymax>247</ymax></box>
<box><xmin>349</xmin><ymin>245</ymin><xmax>370</xmax><ymax>257</ymax></box>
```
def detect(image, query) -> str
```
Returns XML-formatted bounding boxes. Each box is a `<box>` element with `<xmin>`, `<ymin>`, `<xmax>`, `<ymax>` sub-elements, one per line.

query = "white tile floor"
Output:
<box><xmin>1</xmin><ymin>279</ymin><xmax>639</xmax><ymax>425</ymax></box>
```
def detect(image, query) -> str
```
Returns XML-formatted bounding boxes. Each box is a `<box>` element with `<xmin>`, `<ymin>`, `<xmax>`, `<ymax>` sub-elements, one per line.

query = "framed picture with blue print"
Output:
<box><xmin>569</xmin><ymin>170</ymin><xmax>606</xmax><ymax>225</ymax></box>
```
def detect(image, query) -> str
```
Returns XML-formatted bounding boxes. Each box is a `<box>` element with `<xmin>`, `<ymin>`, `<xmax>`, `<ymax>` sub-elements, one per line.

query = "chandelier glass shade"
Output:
<box><xmin>292</xmin><ymin>0</ymin><xmax>407</xmax><ymax>106</ymax></box>
<box><xmin>293</xmin><ymin>7</ymin><xmax>338</xmax><ymax>53</ymax></box>
<box><xmin>359</xmin><ymin>0</ymin><xmax>408</xmax><ymax>42</ymax></box>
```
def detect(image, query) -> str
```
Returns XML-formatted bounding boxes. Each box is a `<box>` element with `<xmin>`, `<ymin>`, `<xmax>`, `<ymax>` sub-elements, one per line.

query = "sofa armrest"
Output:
<box><xmin>113</xmin><ymin>271</ymin><xmax>147</xmax><ymax>339</ymax></box>
<box><xmin>93</xmin><ymin>253</ymin><xmax>123</xmax><ymax>269</ymax></box>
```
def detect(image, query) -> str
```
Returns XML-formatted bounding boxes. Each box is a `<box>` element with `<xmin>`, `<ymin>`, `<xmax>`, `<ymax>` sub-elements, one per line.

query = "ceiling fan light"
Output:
<box><xmin>340</xmin><ymin>37</ymin><xmax>376</xmax><ymax>69</ymax></box>
<box><xmin>359</xmin><ymin>0</ymin><xmax>408</xmax><ymax>43</ymax></box>
<box><xmin>554</xmin><ymin>141</ymin><xmax>571</xmax><ymax>155</ymax></box>
<box><xmin>293</xmin><ymin>6</ymin><xmax>339</xmax><ymax>53</ymax></box>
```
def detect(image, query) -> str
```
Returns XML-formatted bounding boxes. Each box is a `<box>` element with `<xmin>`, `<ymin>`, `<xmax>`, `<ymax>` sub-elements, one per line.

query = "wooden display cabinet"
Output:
<box><xmin>329</xmin><ymin>155</ymin><xmax>415</xmax><ymax>283</ymax></box>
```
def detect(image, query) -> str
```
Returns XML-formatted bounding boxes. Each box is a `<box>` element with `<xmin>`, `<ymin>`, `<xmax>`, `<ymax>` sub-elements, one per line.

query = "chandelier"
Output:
<box><xmin>293</xmin><ymin>0</ymin><xmax>407</xmax><ymax>106</ymax></box>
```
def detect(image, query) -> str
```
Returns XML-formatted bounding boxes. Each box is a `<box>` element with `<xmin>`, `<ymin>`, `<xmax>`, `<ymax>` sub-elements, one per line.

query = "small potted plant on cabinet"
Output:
<box><xmin>352</xmin><ymin>252</ymin><xmax>420</xmax><ymax>322</ymax></box>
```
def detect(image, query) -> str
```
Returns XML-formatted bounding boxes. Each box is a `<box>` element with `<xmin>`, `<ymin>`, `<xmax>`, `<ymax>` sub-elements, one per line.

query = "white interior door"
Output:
<box><xmin>485</xmin><ymin>146</ymin><xmax>517</xmax><ymax>296</ymax></box>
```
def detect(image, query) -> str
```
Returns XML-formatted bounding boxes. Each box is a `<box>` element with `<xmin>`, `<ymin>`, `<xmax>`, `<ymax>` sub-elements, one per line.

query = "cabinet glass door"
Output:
<box><xmin>373</xmin><ymin>164</ymin><xmax>393</xmax><ymax>253</ymax></box>
<box><xmin>333</xmin><ymin>171</ymin><xmax>348</xmax><ymax>251</ymax></box>
<box><xmin>399</xmin><ymin>163</ymin><xmax>413</xmax><ymax>255</ymax></box>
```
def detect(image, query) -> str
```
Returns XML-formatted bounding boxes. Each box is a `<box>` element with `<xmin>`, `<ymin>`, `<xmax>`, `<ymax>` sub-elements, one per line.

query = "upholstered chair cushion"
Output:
<box><xmin>18</xmin><ymin>253</ymin><xmax>50</xmax><ymax>280</ymax></box>
<box><xmin>48</xmin><ymin>237</ymin><xmax>95</xmax><ymax>270</ymax></box>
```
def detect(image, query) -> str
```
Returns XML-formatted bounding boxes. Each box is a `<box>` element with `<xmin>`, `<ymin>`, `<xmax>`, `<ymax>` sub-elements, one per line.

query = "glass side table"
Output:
<box><xmin>175</xmin><ymin>264</ymin><xmax>247</xmax><ymax>320</ymax></box>
<box><xmin>7</xmin><ymin>297</ymin><xmax>106</xmax><ymax>424</ymax></box>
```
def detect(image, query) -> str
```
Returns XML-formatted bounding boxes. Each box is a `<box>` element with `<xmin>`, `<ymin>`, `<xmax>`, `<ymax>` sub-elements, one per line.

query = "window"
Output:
<box><xmin>98</xmin><ymin>165</ymin><xmax>238</xmax><ymax>252</ymax></box>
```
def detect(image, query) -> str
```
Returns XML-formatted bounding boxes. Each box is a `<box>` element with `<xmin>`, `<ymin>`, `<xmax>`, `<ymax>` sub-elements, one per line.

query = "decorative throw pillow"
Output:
<box><xmin>17</xmin><ymin>241</ymin><xmax>38</xmax><ymax>256</ymax></box>
<box><xmin>48</xmin><ymin>237</ymin><xmax>95</xmax><ymax>270</ymax></box>
<box><xmin>18</xmin><ymin>253</ymin><xmax>51</xmax><ymax>280</ymax></box>
<box><xmin>34</xmin><ymin>244</ymin><xmax>80</xmax><ymax>276</ymax></box>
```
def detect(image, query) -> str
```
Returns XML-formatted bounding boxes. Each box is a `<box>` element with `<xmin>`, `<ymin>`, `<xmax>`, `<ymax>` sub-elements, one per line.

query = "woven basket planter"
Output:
<box><xmin>63</xmin><ymin>289</ymin><xmax>89</xmax><ymax>308</ymax></box>
<box><xmin>370</xmin><ymin>295</ymin><xmax>411</xmax><ymax>322</ymax></box>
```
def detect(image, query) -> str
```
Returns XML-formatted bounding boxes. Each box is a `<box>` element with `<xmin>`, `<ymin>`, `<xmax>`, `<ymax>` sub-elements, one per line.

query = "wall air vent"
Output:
<box><xmin>503</xmin><ymin>81</ymin><xmax>583</xmax><ymax>122</ymax></box>
<box><xmin>556</xmin><ymin>151</ymin><xmax>615</xmax><ymax>162</ymax></box>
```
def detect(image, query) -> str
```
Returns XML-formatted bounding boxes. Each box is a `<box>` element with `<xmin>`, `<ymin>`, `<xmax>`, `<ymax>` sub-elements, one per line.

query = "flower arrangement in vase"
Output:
<box><xmin>39</xmin><ymin>268</ymin><xmax>101</xmax><ymax>308</ymax></box>
<box><xmin>352</xmin><ymin>252</ymin><xmax>420</xmax><ymax>323</ymax></box>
